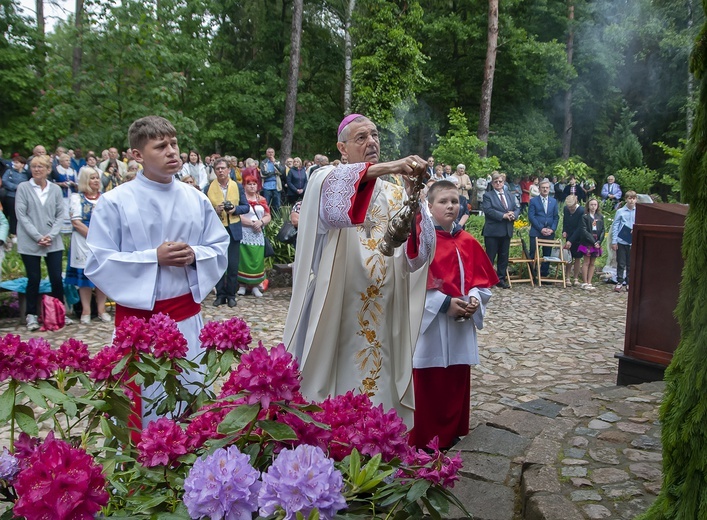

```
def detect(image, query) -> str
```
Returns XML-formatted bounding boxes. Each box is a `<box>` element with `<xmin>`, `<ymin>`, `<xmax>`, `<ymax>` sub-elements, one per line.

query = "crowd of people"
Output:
<box><xmin>0</xmin><ymin>117</ymin><xmax>638</xmax><ymax>450</ymax></box>
<box><xmin>0</xmin><ymin>141</ymin><xmax>337</xmax><ymax>329</ymax></box>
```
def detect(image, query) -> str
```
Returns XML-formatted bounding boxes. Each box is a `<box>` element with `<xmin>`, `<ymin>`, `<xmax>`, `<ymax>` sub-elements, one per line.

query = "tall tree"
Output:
<box><xmin>637</xmin><ymin>3</ymin><xmax>707</xmax><ymax>517</ymax></box>
<box><xmin>561</xmin><ymin>0</ymin><xmax>574</xmax><ymax>159</ymax></box>
<box><xmin>477</xmin><ymin>0</ymin><xmax>498</xmax><ymax>158</ymax></box>
<box><xmin>71</xmin><ymin>0</ymin><xmax>84</xmax><ymax>95</ymax></box>
<box><xmin>343</xmin><ymin>0</ymin><xmax>356</xmax><ymax>113</ymax></box>
<box><xmin>35</xmin><ymin>0</ymin><xmax>45</xmax><ymax>76</ymax></box>
<box><xmin>281</xmin><ymin>0</ymin><xmax>304</xmax><ymax>163</ymax></box>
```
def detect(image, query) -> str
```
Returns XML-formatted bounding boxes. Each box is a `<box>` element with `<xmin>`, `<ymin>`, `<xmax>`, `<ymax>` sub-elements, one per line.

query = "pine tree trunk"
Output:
<box><xmin>477</xmin><ymin>0</ymin><xmax>498</xmax><ymax>158</ymax></box>
<box><xmin>35</xmin><ymin>0</ymin><xmax>46</xmax><ymax>77</ymax></box>
<box><xmin>72</xmin><ymin>0</ymin><xmax>84</xmax><ymax>95</ymax></box>
<box><xmin>636</xmin><ymin>7</ymin><xmax>707</xmax><ymax>518</ymax></box>
<box><xmin>562</xmin><ymin>1</ymin><xmax>574</xmax><ymax>160</ymax></box>
<box><xmin>687</xmin><ymin>0</ymin><xmax>694</xmax><ymax>138</ymax></box>
<box><xmin>281</xmin><ymin>0</ymin><xmax>304</xmax><ymax>163</ymax></box>
<box><xmin>343</xmin><ymin>0</ymin><xmax>356</xmax><ymax>114</ymax></box>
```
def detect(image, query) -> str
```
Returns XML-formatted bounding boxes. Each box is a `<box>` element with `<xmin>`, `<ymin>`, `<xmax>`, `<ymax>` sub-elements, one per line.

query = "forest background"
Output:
<box><xmin>0</xmin><ymin>0</ymin><xmax>699</xmax><ymax>202</ymax></box>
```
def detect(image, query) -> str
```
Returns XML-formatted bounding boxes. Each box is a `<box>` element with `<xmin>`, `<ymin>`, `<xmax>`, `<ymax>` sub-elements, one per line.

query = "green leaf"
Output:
<box><xmin>18</xmin><ymin>382</ymin><xmax>48</xmax><ymax>408</ymax></box>
<box><xmin>257</xmin><ymin>419</ymin><xmax>298</xmax><ymax>441</ymax></box>
<box><xmin>348</xmin><ymin>449</ymin><xmax>361</xmax><ymax>480</ymax></box>
<box><xmin>133</xmin><ymin>493</ymin><xmax>169</xmax><ymax>512</ymax></box>
<box><xmin>405</xmin><ymin>479</ymin><xmax>431</xmax><ymax>503</ymax></box>
<box><xmin>36</xmin><ymin>407</ymin><xmax>60</xmax><ymax>423</ymax></box>
<box><xmin>0</xmin><ymin>383</ymin><xmax>16</xmax><ymax>422</ymax></box>
<box><xmin>425</xmin><ymin>486</ymin><xmax>450</xmax><ymax>515</ymax></box>
<box><xmin>217</xmin><ymin>403</ymin><xmax>260</xmax><ymax>434</ymax></box>
<box><xmin>14</xmin><ymin>404</ymin><xmax>38</xmax><ymax>436</ymax></box>
<box><xmin>36</xmin><ymin>380</ymin><xmax>68</xmax><ymax>403</ymax></box>
<box><xmin>219</xmin><ymin>348</ymin><xmax>235</xmax><ymax>374</ymax></box>
<box><xmin>420</xmin><ymin>496</ymin><xmax>442</xmax><ymax>520</ymax></box>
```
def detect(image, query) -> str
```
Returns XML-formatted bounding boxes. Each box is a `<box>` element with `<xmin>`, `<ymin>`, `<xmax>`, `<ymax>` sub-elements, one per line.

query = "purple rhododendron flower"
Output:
<box><xmin>137</xmin><ymin>417</ymin><xmax>189</xmax><ymax>467</ymax></box>
<box><xmin>0</xmin><ymin>447</ymin><xmax>19</xmax><ymax>482</ymax></box>
<box><xmin>149</xmin><ymin>313</ymin><xmax>188</xmax><ymax>359</ymax></box>
<box><xmin>220</xmin><ymin>343</ymin><xmax>300</xmax><ymax>409</ymax></box>
<box><xmin>258</xmin><ymin>444</ymin><xmax>346</xmax><ymax>520</ymax></box>
<box><xmin>183</xmin><ymin>445</ymin><xmax>261</xmax><ymax>520</ymax></box>
<box><xmin>57</xmin><ymin>338</ymin><xmax>91</xmax><ymax>372</ymax></box>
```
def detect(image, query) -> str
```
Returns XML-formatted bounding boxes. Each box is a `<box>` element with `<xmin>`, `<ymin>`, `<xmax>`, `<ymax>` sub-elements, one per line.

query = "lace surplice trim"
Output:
<box><xmin>408</xmin><ymin>204</ymin><xmax>436</xmax><ymax>272</ymax></box>
<box><xmin>320</xmin><ymin>163</ymin><xmax>367</xmax><ymax>228</ymax></box>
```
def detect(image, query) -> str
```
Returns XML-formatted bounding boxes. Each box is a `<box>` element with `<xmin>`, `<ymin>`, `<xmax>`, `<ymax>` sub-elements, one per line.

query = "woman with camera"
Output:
<box><xmin>206</xmin><ymin>158</ymin><xmax>249</xmax><ymax>307</ymax></box>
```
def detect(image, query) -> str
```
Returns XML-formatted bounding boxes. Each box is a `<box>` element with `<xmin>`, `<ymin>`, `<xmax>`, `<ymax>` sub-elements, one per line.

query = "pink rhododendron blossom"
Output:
<box><xmin>403</xmin><ymin>437</ymin><xmax>463</xmax><ymax>488</ymax></box>
<box><xmin>199</xmin><ymin>317</ymin><xmax>253</xmax><ymax>352</ymax></box>
<box><xmin>149</xmin><ymin>313</ymin><xmax>188</xmax><ymax>359</ymax></box>
<box><xmin>220</xmin><ymin>343</ymin><xmax>300</xmax><ymax>409</ymax></box>
<box><xmin>350</xmin><ymin>403</ymin><xmax>411</xmax><ymax>462</ymax></box>
<box><xmin>137</xmin><ymin>417</ymin><xmax>189</xmax><ymax>467</ymax></box>
<box><xmin>13</xmin><ymin>433</ymin><xmax>109</xmax><ymax>520</ymax></box>
<box><xmin>57</xmin><ymin>338</ymin><xmax>91</xmax><ymax>372</ymax></box>
<box><xmin>112</xmin><ymin>315</ymin><xmax>155</xmax><ymax>353</ymax></box>
<box><xmin>185</xmin><ymin>402</ymin><xmax>234</xmax><ymax>450</ymax></box>
<box><xmin>0</xmin><ymin>335</ymin><xmax>58</xmax><ymax>382</ymax></box>
<box><xmin>89</xmin><ymin>345</ymin><xmax>130</xmax><ymax>381</ymax></box>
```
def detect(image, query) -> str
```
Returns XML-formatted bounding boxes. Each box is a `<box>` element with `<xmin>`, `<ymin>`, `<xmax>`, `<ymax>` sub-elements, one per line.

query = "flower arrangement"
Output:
<box><xmin>0</xmin><ymin>314</ymin><xmax>469</xmax><ymax>519</ymax></box>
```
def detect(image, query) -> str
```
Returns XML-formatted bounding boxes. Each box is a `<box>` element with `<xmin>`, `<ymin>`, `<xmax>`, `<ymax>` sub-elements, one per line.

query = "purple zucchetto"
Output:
<box><xmin>338</xmin><ymin>113</ymin><xmax>365</xmax><ymax>137</ymax></box>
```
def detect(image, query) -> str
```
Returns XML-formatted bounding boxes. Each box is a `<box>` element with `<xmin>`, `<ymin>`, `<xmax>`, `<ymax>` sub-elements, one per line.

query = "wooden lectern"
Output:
<box><xmin>615</xmin><ymin>203</ymin><xmax>688</xmax><ymax>385</ymax></box>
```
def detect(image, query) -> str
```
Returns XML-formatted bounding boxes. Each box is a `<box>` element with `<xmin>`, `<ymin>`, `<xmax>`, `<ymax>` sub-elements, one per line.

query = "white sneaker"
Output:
<box><xmin>98</xmin><ymin>313</ymin><xmax>112</xmax><ymax>323</ymax></box>
<box><xmin>26</xmin><ymin>314</ymin><xmax>39</xmax><ymax>332</ymax></box>
<box><xmin>237</xmin><ymin>287</ymin><xmax>246</xmax><ymax>296</ymax></box>
<box><xmin>80</xmin><ymin>315</ymin><xmax>91</xmax><ymax>325</ymax></box>
<box><xmin>252</xmin><ymin>287</ymin><xmax>263</xmax><ymax>298</ymax></box>
<box><xmin>64</xmin><ymin>316</ymin><xmax>74</xmax><ymax>325</ymax></box>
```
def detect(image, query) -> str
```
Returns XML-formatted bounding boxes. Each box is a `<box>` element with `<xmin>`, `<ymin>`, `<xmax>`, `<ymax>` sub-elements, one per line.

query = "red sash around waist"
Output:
<box><xmin>115</xmin><ymin>292</ymin><xmax>201</xmax><ymax>326</ymax></box>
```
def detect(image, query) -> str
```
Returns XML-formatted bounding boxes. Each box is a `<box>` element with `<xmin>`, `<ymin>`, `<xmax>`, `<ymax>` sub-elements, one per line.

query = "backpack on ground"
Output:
<box><xmin>40</xmin><ymin>295</ymin><xmax>66</xmax><ymax>331</ymax></box>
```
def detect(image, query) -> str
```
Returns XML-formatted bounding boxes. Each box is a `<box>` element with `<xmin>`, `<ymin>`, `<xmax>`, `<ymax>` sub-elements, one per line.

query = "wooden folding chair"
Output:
<box><xmin>506</xmin><ymin>238</ymin><xmax>535</xmax><ymax>288</ymax></box>
<box><xmin>534</xmin><ymin>238</ymin><xmax>568</xmax><ymax>287</ymax></box>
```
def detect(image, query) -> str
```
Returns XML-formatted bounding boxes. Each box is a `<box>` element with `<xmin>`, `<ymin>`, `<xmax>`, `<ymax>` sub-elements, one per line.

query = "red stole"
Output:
<box><xmin>427</xmin><ymin>227</ymin><xmax>499</xmax><ymax>295</ymax></box>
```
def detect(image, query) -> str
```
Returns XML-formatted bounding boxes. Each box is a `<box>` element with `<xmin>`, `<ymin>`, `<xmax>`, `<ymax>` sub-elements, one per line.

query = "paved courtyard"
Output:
<box><xmin>0</xmin><ymin>282</ymin><xmax>664</xmax><ymax>520</ymax></box>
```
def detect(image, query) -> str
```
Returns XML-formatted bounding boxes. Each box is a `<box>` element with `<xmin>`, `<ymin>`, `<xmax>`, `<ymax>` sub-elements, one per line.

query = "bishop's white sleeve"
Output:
<box><xmin>84</xmin><ymin>197</ymin><xmax>161</xmax><ymax>310</ymax></box>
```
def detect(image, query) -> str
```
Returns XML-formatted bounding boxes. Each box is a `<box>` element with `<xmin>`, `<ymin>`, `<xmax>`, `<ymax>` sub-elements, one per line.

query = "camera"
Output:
<box><xmin>223</xmin><ymin>201</ymin><xmax>234</xmax><ymax>212</ymax></box>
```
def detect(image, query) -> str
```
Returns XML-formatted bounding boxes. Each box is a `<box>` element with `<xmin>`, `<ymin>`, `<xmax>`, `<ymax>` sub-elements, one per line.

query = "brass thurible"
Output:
<box><xmin>378</xmin><ymin>171</ymin><xmax>428</xmax><ymax>256</ymax></box>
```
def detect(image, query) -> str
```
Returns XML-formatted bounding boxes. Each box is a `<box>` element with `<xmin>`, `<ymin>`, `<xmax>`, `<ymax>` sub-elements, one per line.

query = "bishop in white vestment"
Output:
<box><xmin>284</xmin><ymin>115</ymin><xmax>435</xmax><ymax>426</ymax></box>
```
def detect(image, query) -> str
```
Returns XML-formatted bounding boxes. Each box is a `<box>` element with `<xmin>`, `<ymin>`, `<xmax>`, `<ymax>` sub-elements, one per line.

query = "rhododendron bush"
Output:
<box><xmin>0</xmin><ymin>315</ymin><xmax>469</xmax><ymax>519</ymax></box>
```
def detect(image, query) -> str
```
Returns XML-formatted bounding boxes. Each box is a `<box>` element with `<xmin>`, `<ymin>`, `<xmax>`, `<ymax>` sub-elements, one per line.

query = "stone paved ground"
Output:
<box><xmin>0</xmin><ymin>282</ymin><xmax>663</xmax><ymax>519</ymax></box>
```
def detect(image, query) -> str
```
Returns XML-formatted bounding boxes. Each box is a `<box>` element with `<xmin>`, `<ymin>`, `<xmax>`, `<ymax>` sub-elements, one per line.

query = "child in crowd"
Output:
<box><xmin>409</xmin><ymin>180</ymin><xmax>498</xmax><ymax>451</ymax></box>
<box><xmin>611</xmin><ymin>190</ymin><xmax>637</xmax><ymax>292</ymax></box>
<box><xmin>578</xmin><ymin>198</ymin><xmax>605</xmax><ymax>291</ymax></box>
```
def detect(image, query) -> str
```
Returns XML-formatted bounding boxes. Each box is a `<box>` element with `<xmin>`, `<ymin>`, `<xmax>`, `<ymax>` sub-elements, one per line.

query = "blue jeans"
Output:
<box><xmin>263</xmin><ymin>189</ymin><xmax>281</xmax><ymax>215</ymax></box>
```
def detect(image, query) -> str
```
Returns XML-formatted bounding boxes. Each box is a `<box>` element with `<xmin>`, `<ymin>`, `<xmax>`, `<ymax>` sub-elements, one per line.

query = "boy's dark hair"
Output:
<box><xmin>128</xmin><ymin>116</ymin><xmax>177</xmax><ymax>150</ymax></box>
<box><xmin>427</xmin><ymin>180</ymin><xmax>458</xmax><ymax>203</ymax></box>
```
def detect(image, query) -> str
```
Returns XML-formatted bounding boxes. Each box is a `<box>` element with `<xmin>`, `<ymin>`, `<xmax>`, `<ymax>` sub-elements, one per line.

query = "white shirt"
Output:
<box><xmin>29</xmin><ymin>178</ymin><xmax>51</xmax><ymax>206</ymax></box>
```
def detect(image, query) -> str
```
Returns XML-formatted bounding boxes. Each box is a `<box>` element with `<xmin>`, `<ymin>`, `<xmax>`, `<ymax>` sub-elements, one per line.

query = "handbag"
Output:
<box><xmin>264</xmin><ymin>236</ymin><xmax>275</xmax><ymax>258</ymax></box>
<box><xmin>276</xmin><ymin>221</ymin><xmax>298</xmax><ymax>245</ymax></box>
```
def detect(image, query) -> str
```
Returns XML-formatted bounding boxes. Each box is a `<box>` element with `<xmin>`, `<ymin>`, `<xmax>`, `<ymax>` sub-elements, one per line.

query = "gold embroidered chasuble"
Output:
<box><xmin>284</xmin><ymin>163</ymin><xmax>434</xmax><ymax>426</ymax></box>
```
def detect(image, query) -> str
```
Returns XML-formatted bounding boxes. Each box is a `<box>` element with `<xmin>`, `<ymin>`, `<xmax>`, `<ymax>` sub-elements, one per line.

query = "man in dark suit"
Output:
<box><xmin>482</xmin><ymin>172</ymin><xmax>520</xmax><ymax>289</ymax></box>
<box><xmin>528</xmin><ymin>179</ymin><xmax>560</xmax><ymax>277</ymax></box>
